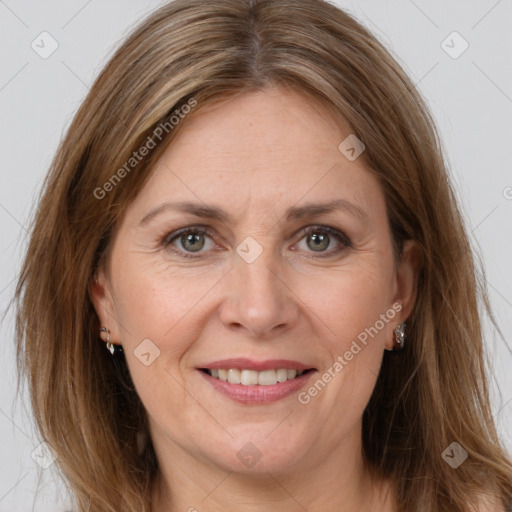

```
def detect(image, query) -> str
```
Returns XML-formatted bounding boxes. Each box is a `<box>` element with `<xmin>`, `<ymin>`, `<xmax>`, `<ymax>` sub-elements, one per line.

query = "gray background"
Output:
<box><xmin>0</xmin><ymin>0</ymin><xmax>511</xmax><ymax>510</ymax></box>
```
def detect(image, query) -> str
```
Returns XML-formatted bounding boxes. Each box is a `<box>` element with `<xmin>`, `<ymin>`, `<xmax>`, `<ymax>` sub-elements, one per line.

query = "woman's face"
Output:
<box><xmin>92</xmin><ymin>86</ymin><xmax>418</xmax><ymax>476</ymax></box>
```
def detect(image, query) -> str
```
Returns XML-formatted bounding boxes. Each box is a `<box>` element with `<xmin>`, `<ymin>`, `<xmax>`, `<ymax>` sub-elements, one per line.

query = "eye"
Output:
<box><xmin>295</xmin><ymin>225</ymin><xmax>352</xmax><ymax>256</ymax></box>
<box><xmin>162</xmin><ymin>224</ymin><xmax>352</xmax><ymax>259</ymax></box>
<box><xmin>163</xmin><ymin>226</ymin><xmax>217</xmax><ymax>258</ymax></box>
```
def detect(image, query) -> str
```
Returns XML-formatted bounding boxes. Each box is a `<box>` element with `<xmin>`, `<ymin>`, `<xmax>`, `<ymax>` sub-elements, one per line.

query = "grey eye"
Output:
<box><xmin>178</xmin><ymin>232</ymin><xmax>206</xmax><ymax>252</ymax></box>
<box><xmin>306</xmin><ymin>231</ymin><xmax>330</xmax><ymax>252</ymax></box>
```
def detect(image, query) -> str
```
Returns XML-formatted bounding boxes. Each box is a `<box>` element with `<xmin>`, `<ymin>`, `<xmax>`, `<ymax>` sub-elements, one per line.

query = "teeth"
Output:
<box><xmin>241</xmin><ymin>370</ymin><xmax>258</xmax><ymax>385</ymax></box>
<box><xmin>227</xmin><ymin>368</ymin><xmax>241</xmax><ymax>384</ymax></box>
<box><xmin>276</xmin><ymin>369</ymin><xmax>288</xmax><ymax>382</ymax></box>
<box><xmin>207</xmin><ymin>368</ymin><xmax>306</xmax><ymax>385</ymax></box>
<box><xmin>258</xmin><ymin>370</ymin><xmax>276</xmax><ymax>386</ymax></box>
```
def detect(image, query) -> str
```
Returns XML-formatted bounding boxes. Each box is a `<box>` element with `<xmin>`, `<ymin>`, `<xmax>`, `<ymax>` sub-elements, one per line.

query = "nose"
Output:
<box><xmin>218</xmin><ymin>248</ymin><xmax>300</xmax><ymax>340</ymax></box>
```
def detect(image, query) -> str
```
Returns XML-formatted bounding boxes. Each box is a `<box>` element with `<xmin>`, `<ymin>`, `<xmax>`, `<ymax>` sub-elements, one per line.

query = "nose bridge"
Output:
<box><xmin>238</xmin><ymin>243</ymin><xmax>279</xmax><ymax>302</ymax></box>
<box><xmin>219</xmin><ymin>237</ymin><xmax>298</xmax><ymax>338</ymax></box>
<box><xmin>236</xmin><ymin>241</ymin><xmax>283</xmax><ymax>314</ymax></box>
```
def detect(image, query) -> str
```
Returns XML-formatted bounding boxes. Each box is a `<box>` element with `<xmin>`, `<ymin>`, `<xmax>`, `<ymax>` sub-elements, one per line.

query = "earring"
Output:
<box><xmin>99</xmin><ymin>327</ymin><xmax>116</xmax><ymax>355</ymax></box>
<box><xmin>393</xmin><ymin>322</ymin><xmax>406</xmax><ymax>350</ymax></box>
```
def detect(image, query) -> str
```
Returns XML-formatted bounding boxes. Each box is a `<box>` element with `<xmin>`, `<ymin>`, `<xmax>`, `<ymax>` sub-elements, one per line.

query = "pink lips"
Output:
<box><xmin>199</xmin><ymin>358</ymin><xmax>312</xmax><ymax>372</ymax></box>
<box><xmin>197</xmin><ymin>358</ymin><xmax>316</xmax><ymax>404</ymax></box>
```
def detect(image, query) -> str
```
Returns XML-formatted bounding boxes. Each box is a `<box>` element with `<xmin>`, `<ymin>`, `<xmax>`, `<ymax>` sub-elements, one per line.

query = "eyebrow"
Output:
<box><xmin>138</xmin><ymin>198</ymin><xmax>368</xmax><ymax>227</ymax></box>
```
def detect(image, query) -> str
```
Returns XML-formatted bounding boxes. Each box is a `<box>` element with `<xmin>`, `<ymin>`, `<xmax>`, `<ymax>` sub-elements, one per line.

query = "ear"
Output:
<box><xmin>89</xmin><ymin>266</ymin><xmax>122</xmax><ymax>346</ymax></box>
<box><xmin>385</xmin><ymin>238</ymin><xmax>422</xmax><ymax>350</ymax></box>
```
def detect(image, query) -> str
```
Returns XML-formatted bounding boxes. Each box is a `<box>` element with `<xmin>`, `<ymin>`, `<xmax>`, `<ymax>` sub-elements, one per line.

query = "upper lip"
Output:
<box><xmin>198</xmin><ymin>358</ymin><xmax>314</xmax><ymax>372</ymax></box>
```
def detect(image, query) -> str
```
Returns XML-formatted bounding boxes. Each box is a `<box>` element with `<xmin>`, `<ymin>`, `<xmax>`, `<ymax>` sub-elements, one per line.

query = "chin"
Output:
<box><xmin>201</xmin><ymin>430</ymin><xmax>313</xmax><ymax>476</ymax></box>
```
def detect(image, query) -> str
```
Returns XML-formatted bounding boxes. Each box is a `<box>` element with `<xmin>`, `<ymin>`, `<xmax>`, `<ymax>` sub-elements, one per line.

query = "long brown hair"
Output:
<box><xmin>12</xmin><ymin>0</ymin><xmax>512</xmax><ymax>510</ymax></box>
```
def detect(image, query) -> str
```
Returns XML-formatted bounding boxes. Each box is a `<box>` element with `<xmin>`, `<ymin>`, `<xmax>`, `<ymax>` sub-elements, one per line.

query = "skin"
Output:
<box><xmin>91</xmin><ymin>85</ymin><xmax>421</xmax><ymax>512</ymax></box>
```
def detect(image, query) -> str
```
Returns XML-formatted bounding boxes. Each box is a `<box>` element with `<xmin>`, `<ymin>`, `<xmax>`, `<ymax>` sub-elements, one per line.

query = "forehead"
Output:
<box><xmin>125</xmin><ymin>86</ymin><xmax>386</xmax><ymax>225</ymax></box>
<box><xmin>165</xmin><ymin>86</ymin><xmax>350</xmax><ymax>169</ymax></box>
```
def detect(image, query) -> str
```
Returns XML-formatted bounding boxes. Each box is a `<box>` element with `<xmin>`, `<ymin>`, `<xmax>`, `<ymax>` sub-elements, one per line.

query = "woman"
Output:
<box><xmin>13</xmin><ymin>0</ymin><xmax>512</xmax><ymax>510</ymax></box>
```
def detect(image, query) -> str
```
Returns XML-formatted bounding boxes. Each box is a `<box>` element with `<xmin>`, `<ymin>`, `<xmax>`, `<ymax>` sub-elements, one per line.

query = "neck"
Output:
<box><xmin>149</xmin><ymin>431</ymin><xmax>395</xmax><ymax>512</ymax></box>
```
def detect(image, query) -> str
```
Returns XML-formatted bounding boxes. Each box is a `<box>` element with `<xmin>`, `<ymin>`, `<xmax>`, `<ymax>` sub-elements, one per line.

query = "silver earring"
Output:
<box><xmin>99</xmin><ymin>327</ymin><xmax>116</xmax><ymax>355</ymax></box>
<box><xmin>393</xmin><ymin>322</ymin><xmax>406</xmax><ymax>350</ymax></box>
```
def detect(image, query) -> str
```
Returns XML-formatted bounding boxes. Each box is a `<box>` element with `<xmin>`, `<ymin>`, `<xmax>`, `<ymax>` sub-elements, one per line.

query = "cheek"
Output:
<box><xmin>111</xmin><ymin>261</ymin><xmax>216</xmax><ymax>421</ymax></box>
<box><xmin>109</xmin><ymin>256</ymin><xmax>226</xmax><ymax>405</ymax></box>
<box><xmin>112</xmin><ymin>252</ymin><xmax>222</xmax><ymax>337</ymax></box>
<box><xmin>295</xmin><ymin>260</ymin><xmax>394</xmax><ymax>415</ymax></box>
<box><xmin>297</xmin><ymin>260</ymin><xmax>394</xmax><ymax>350</ymax></box>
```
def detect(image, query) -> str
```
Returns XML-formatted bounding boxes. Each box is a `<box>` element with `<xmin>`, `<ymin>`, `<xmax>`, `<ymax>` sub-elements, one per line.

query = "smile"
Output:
<box><xmin>198</xmin><ymin>360</ymin><xmax>316</xmax><ymax>404</ymax></box>
<box><xmin>202</xmin><ymin>368</ymin><xmax>307</xmax><ymax>385</ymax></box>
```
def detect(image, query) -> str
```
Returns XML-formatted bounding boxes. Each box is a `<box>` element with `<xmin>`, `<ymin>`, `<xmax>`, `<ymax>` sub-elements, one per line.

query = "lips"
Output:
<box><xmin>197</xmin><ymin>358</ymin><xmax>316</xmax><ymax>404</ymax></box>
<box><xmin>199</xmin><ymin>358</ymin><xmax>313</xmax><ymax>372</ymax></box>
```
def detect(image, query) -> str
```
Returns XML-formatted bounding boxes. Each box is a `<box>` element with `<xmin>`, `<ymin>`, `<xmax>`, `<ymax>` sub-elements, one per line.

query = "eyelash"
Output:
<box><xmin>162</xmin><ymin>224</ymin><xmax>352</xmax><ymax>260</ymax></box>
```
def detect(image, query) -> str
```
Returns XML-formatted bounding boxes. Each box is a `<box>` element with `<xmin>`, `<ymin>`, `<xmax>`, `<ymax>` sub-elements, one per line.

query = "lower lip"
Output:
<box><xmin>198</xmin><ymin>370</ymin><xmax>316</xmax><ymax>404</ymax></box>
